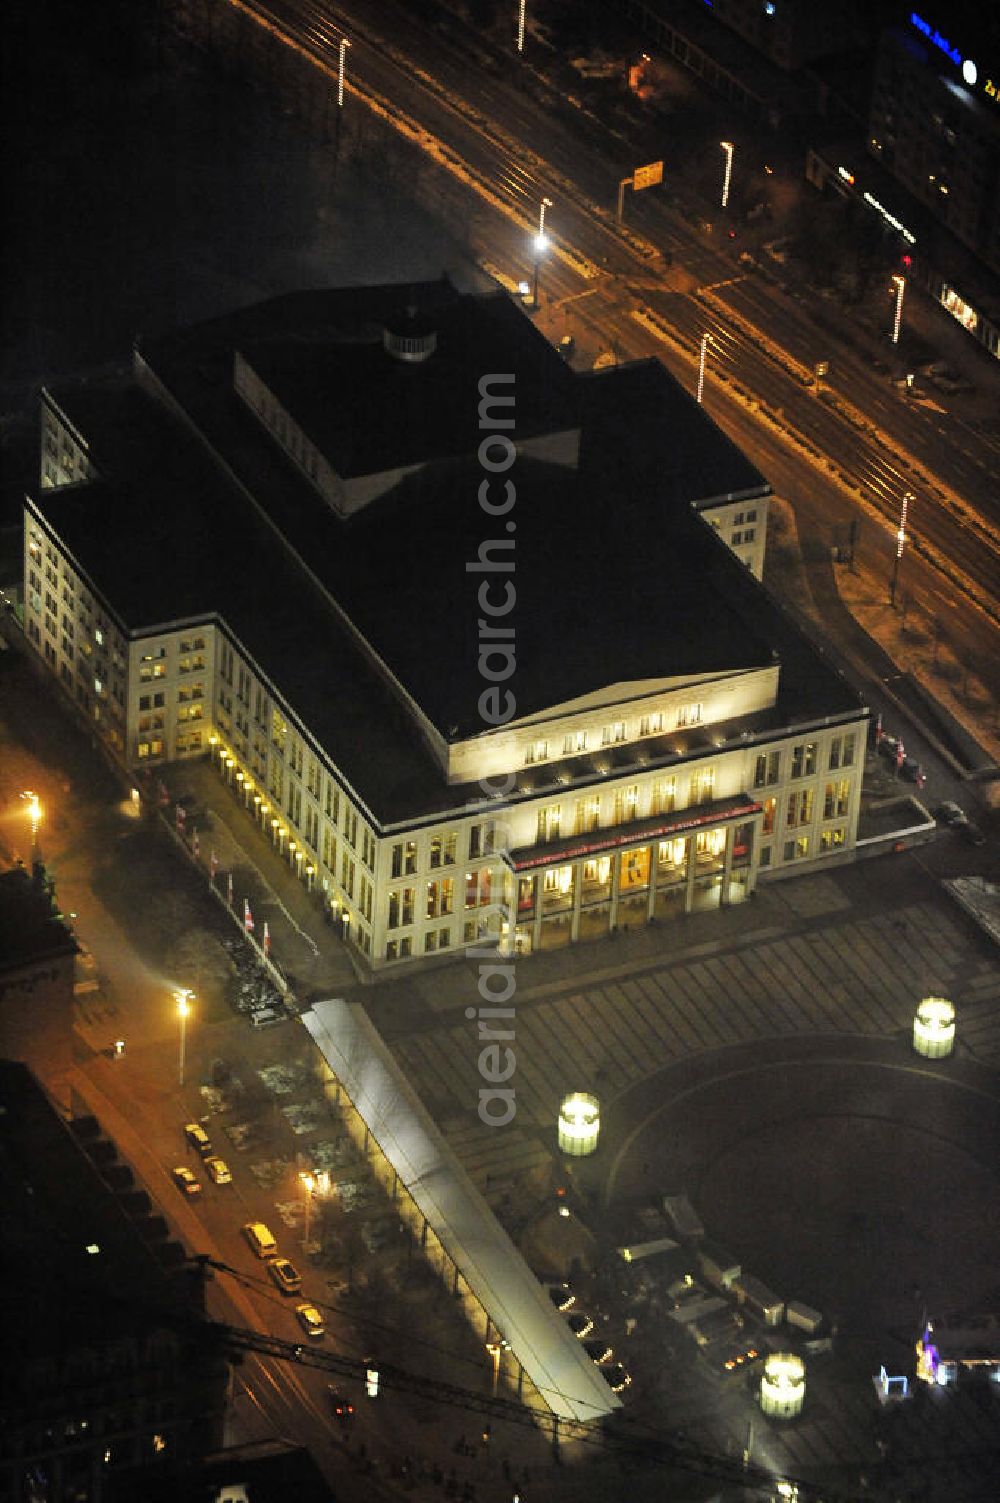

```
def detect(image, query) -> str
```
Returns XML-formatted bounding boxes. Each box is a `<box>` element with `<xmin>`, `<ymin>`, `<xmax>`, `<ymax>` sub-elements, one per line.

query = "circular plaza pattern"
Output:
<box><xmin>607</xmin><ymin>1046</ymin><xmax>1000</xmax><ymax>1337</ymax></box>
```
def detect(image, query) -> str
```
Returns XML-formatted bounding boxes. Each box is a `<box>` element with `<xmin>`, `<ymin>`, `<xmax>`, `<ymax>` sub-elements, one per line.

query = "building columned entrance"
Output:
<box><xmin>506</xmin><ymin>798</ymin><xmax>760</xmax><ymax>956</ymax></box>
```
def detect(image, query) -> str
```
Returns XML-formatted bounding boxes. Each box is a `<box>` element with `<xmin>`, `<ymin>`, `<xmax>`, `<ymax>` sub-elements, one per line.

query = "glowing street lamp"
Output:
<box><xmin>889</xmin><ymin>490</ymin><xmax>912</xmax><ymax>608</ymax></box>
<box><xmin>300</xmin><ymin>1171</ymin><xmax>315</xmax><ymax>1249</ymax></box>
<box><xmin>759</xmin><ymin>1352</ymin><xmax>806</xmax><ymax>1417</ymax></box>
<box><xmin>720</xmin><ymin>141</ymin><xmax>735</xmax><ymax>209</ymax></box>
<box><xmin>532</xmin><ymin>198</ymin><xmax>552</xmax><ymax>310</ymax></box>
<box><xmin>486</xmin><ymin>1339</ymin><xmax>502</xmax><ymax>1397</ymax></box>
<box><xmin>696</xmin><ymin>333</ymin><xmax>712</xmax><ymax>405</ymax></box>
<box><xmin>557</xmin><ymin>1092</ymin><xmax>600</xmax><ymax>1156</ymax></box>
<box><xmin>913</xmin><ymin>996</ymin><xmax>955</xmax><ymax>1058</ymax></box>
<box><xmin>337</xmin><ymin>37</ymin><xmax>350</xmax><ymax>108</ymax></box>
<box><xmin>20</xmin><ymin>790</ymin><xmax>42</xmax><ymax>860</ymax></box>
<box><xmin>175</xmin><ymin>988</ymin><xmax>194</xmax><ymax>1087</ymax></box>
<box><xmin>891</xmin><ymin>272</ymin><xmax>906</xmax><ymax>344</ymax></box>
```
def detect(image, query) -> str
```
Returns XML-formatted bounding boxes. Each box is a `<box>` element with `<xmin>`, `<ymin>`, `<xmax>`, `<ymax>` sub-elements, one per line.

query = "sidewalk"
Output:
<box><xmin>153</xmin><ymin>760</ymin><xmax>359</xmax><ymax>1003</ymax></box>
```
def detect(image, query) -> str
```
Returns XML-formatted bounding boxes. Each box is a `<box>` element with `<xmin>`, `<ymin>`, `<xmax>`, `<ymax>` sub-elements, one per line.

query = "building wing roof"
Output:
<box><xmin>302</xmin><ymin>998</ymin><xmax>620</xmax><ymax>1423</ymax></box>
<box><xmin>236</xmin><ymin>281</ymin><xmax>578</xmax><ymax>478</ymax></box>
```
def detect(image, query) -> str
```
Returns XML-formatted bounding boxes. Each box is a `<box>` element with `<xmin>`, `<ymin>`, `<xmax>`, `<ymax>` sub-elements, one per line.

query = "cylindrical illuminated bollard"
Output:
<box><xmin>557</xmin><ymin>1093</ymin><xmax>600</xmax><ymax>1156</ymax></box>
<box><xmin>913</xmin><ymin>997</ymin><xmax>955</xmax><ymax>1059</ymax></box>
<box><xmin>759</xmin><ymin>1353</ymin><xmax>806</xmax><ymax>1418</ymax></box>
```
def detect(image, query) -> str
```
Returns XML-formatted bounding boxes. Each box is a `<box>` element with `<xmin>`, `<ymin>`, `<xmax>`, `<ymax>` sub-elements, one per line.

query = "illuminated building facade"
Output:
<box><xmin>869</xmin><ymin>6</ymin><xmax>1000</xmax><ymax>275</ymax></box>
<box><xmin>22</xmin><ymin>280</ymin><xmax>867</xmax><ymax>972</ymax></box>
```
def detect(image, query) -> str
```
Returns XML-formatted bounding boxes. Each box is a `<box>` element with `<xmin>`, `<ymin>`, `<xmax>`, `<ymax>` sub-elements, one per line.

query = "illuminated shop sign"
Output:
<box><xmin>909</xmin><ymin>12</ymin><xmax>996</xmax><ymax>98</ymax></box>
<box><xmin>862</xmin><ymin>190</ymin><xmax>917</xmax><ymax>244</ymax></box>
<box><xmin>940</xmin><ymin>285</ymin><xmax>979</xmax><ymax>334</ymax></box>
<box><xmin>909</xmin><ymin>12</ymin><xmax>961</xmax><ymax>66</ymax></box>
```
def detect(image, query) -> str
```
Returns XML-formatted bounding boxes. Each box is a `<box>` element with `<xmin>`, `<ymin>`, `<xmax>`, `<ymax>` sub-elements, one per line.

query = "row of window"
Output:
<box><xmin>760</xmin><ymin>780</ymin><xmax>851</xmax><ymax>836</ymax></box>
<box><xmin>524</xmin><ymin>705</ymin><xmax>704</xmax><ymax>765</ymax></box>
<box><xmin>386</xmin><ymin>879</ymin><xmax>457</xmax><ymax>929</ymax></box>
<box><xmin>753</xmin><ymin>733</ymin><xmax>856</xmax><ymax>790</ymax></box>
<box><xmin>759</xmin><ymin>825</ymin><xmax>846</xmax><ymax>868</ymax></box>
<box><xmin>385</xmin><ymin>919</ymin><xmax>492</xmax><ymax>962</ymax></box>
<box><xmin>534</xmin><ymin>769</ymin><xmax>716</xmax><ymax>845</ymax></box>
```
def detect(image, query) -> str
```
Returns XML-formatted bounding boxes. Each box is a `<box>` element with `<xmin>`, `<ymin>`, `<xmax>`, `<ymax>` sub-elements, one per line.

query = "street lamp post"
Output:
<box><xmin>337</xmin><ymin>37</ymin><xmax>350</xmax><ymax>108</ymax></box>
<box><xmin>20</xmin><ymin>791</ymin><xmax>42</xmax><ymax>863</ymax></box>
<box><xmin>532</xmin><ymin>197</ymin><xmax>552</xmax><ymax>310</ymax></box>
<box><xmin>301</xmin><ymin>1172</ymin><xmax>315</xmax><ymax>1250</ymax></box>
<box><xmin>333</xmin><ymin>36</ymin><xmax>350</xmax><ymax>157</ymax></box>
<box><xmin>696</xmin><ymin>333</ymin><xmax>712</xmax><ymax>405</ymax></box>
<box><xmin>486</xmin><ymin>1337</ymin><xmax>508</xmax><ymax>1396</ymax></box>
<box><xmin>486</xmin><ymin>1340</ymin><xmax>501</xmax><ymax>1397</ymax></box>
<box><xmin>175</xmin><ymin>989</ymin><xmax>193</xmax><ymax>1088</ymax></box>
<box><xmin>720</xmin><ymin>140</ymin><xmax>735</xmax><ymax>210</ymax></box>
<box><xmin>891</xmin><ymin>273</ymin><xmax>906</xmax><ymax>345</ymax></box>
<box><xmin>889</xmin><ymin>490</ymin><xmax>912</xmax><ymax>607</ymax></box>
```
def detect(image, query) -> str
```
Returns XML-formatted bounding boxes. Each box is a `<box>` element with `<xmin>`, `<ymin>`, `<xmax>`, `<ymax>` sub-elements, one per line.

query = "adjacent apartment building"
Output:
<box><xmin>23</xmin><ymin>278</ymin><xmax>868</xmax><ymax>972</ymax></box>
<box><xmin>869</xmin><ymin>4</ymin><xmax>1000</xmax><ymax>276</ymax></box>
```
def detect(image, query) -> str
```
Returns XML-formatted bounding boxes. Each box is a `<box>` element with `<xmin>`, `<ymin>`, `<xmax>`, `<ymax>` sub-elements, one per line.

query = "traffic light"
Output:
<box><xmin>900</xmin><ymin>253</ymin><xmax>912</xmax><ymax>270</ymax></box>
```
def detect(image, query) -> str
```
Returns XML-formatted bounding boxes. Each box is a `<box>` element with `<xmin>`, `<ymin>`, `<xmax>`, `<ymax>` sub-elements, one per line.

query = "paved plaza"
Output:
<box><xmin>370</xmin><ymin>856</ymin><xmax>1000</xmax><ymax>1191</ymax></box>
<box><xmin>367</xmin><ymin>854</ymin><xmax>1000</xmax><ymax>1498</ymax></box>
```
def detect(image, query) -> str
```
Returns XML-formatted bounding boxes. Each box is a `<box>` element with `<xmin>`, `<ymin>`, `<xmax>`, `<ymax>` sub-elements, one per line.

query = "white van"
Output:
<box><xmin>243</xmin><ymin>1221</ymin><xmax>278</xmax><ymax>1259</ymax></box>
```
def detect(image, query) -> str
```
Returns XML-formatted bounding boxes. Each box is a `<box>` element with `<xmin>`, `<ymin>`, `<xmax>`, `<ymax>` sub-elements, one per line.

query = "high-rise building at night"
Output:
<box><xmin>868</xmin><ymin>5</ymin><xmax>1000</xmax><ymax>274</ymax></box>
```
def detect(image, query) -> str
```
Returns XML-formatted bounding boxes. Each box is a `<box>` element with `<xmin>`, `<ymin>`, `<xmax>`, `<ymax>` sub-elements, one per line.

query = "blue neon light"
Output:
<box><xmin>910</xmin><ymin>12</ymin><xmax>962</xmax><ymax>67</ymax></box>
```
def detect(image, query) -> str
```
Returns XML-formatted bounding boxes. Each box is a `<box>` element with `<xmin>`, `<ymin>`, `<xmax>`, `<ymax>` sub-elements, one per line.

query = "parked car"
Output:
<box><xmin>327</xmin><ymin>1385</ymin><xmax>355</xmax><ymax>1423</ymax></box>
<box><xmin>268</xmin><ymin>1257</ymin><xmax>303</xmax><ymax>1294</ymax></box>
<box><xmin>566</xmin><ymin>1311</ymin><xmax>595</xmax><ymax>1339</ymax></box>
<box><xmin>544</xmin><ymin>1281</ymin><xmax>576</xmax><ymax>1312</ymax></box>
<box><xmin>295</xmin><ymin>1303</ymin><xmax>325</xmax><ymax>1339</ymax></box>
<box><xmin>935</xmin><ymin>801</ymin><xmax>968</xmax><ymax>827</ymax></box>
<box><xmin>583</xmin><ymin>1337</ymin><xmax>614</xmax><ymax>1365</ymax></box>
<box><xmin>602</xmin><ymin>1363</ymin><xmax>632</xmax><ymax>1393</ymax></box>
<box><xmin>172</xmin><ymin>1165</ymin><xmax>202</xmax><ymax>1197</ymax></box>
<box><xmin>243</xmin><ymin>1221</ymin><xmax>278</xmax><ymax>1259</ymax></box>
<box><xmin>204</xmin><ymin>1156</ymin><xmax>232</xmax><ymax>1185</ymax></box>
<box><xmin>184</xmin><ymin>1122</ymin><xmax>213</xmax><ymax>1158</ymax></box>
<box><xmin>900</xmin><ymin>756</ymin><xmax>925</xmax><ymax>787</ymax></box>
